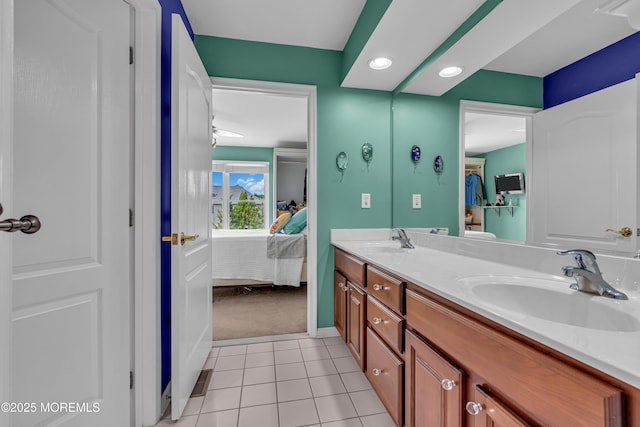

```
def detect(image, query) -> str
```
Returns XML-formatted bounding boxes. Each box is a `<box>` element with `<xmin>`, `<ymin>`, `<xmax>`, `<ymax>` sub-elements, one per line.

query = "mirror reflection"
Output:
<box><xmin>462</xmin><ymin>111</ymin><xmax>528</xmax><ymax>242</ymax></box>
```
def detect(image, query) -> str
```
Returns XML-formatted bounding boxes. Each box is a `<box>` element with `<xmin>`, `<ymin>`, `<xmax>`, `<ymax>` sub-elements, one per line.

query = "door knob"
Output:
<box><xmin>605</xmin><ymin>227</ymin><xmax>633</xmax><ymax>237</ymax></box>
<box><xmin>0</xmin><ymin>214</ymin><xmax>41</xmax><ymax>234</ymax></box>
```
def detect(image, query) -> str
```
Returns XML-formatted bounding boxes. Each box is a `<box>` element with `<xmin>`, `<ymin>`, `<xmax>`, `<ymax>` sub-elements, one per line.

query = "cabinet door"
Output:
<box><xmin>466</xmin><ymin>386</ymin><xmax>532</xmax><ymax>427</ymax></box>
<box><xmin>334</xmin><ymin>271</ymin><xmax>348</xmax><ymax>341</ymax></box>
<box><xmin>405</xmin><ymin>330</ymin><xmax>463</xmax><ymax>427</ymax></box>
<box><xmin>347</xmin><ymin>282</ymin><xmax>366</xmax><ymax>369</ymax></box>
<box><xmin>367</xmin><ymin>328</ymin><xmax>404</xmax><ymax>427</ymax></box>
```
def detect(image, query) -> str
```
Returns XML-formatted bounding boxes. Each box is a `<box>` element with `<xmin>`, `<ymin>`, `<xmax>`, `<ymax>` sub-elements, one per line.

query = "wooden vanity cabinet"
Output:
<box><xmin>347</xmin><ymin>282</ymin><xmax>366</xmax><ymax>369</ymax></box>
<box><xmin>333</xmin><ymin>271</ymin><xmax>347</xmax><ymax>340</ymax></box>
<box><xmin>366</xmin><ymin>328</ymin><xmax>404</xmax><ymax>427</ymax></box>
<box><xmin>467</xmin><ymin>386</ymin><xmax>532</xmax><ymax>427</ymax></box>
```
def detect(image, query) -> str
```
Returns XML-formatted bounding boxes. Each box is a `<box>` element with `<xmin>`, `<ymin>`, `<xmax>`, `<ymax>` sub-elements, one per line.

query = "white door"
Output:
<box><xmin>10</xmin><ymin>0</ymin><xmax>132</xmax><ymax>426</ymax></box>
<box><xmin>531</xmin><ymin>77</ymin><xmax>637</xmax><ymax>252</ymax></box>
<box><xmin>169</xmin><ymin>14</ymin><xmax>213</xmax><ymax>421</ymax></box>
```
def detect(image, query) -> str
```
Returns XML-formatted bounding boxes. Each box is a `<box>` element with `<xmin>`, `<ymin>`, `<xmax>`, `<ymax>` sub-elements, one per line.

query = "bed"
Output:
<box><xmin>211</xmin><ymin>229</ymin><xmax>307</xmax><ymax>287</ymax></box>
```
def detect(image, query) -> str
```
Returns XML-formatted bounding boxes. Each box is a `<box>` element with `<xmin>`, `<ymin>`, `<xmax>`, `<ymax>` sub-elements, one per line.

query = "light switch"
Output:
<box><xmin>362</xmin><ymin>193</ymin><xmax>371</xmax><ymax>209</ymax></box>
<box><xmin>412</xmin><ymin>194</ymin><xmax>421</xmax><ymax>209</ymax></box>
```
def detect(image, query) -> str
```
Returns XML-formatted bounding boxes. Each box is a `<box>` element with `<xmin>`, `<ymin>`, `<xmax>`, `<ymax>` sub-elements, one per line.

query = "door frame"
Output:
<box><xmin>211</xmin><ymin>77</ymin><xmax>318</xmax><ymax>337</ymax></box>
<box><xmin>0</xmin><ymin>0</ymin><xmax>14</xmax><ymax>414</ymax></box>
<box><xmin>128</xmin><ymin>0</ymin><xmax>163</xmax><ymax>426</ymax></box>
<box><xmin>458</xmin><ymin>100</ymin><xmax>539</xmax><ymax>241</ymax></box>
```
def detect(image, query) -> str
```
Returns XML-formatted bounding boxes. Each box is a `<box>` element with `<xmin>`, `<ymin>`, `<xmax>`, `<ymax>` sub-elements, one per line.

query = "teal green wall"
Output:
<box><xmin>194</xmin><ymin>35</ymin><xmax>541</xmax><ymax>329</ymax></box>
<box><xmin>212</xmin><ymin>146</ymin><xmax>275</xmax><ymax>223</ymax></box>
<box><xmin>391</xmin><ymin>71</ymin><xmax>542</xmax><ymax>233</ymax></box>
<box><xmin>476</xmin><ymin>143</ymin><xmax>527</xmax><ymax>241</ymax></box>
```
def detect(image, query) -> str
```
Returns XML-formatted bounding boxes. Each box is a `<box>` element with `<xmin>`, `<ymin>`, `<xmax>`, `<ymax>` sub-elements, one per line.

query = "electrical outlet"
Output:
<box><xmin>412</xmin><ymin>194</ymin><xmax>421</xmax><ymax>209</ymax></box>
<box><xmin>361</xmin><ymin>193</ymin><xmax>371</xmax><ymax>209</ymax></box>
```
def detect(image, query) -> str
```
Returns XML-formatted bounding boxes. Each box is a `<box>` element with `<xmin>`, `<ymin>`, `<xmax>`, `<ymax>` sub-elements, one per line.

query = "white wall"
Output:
<box><xmin>277</xmin><ymin>160</ymin><xmax>306</xmax><ymax>206</ymax></box>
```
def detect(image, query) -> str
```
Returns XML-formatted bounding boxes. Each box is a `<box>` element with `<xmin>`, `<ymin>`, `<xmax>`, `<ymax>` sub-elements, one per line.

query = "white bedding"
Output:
<box><xmin>211</xmin><ymin>229</ymin><xmax>305</xmax><ymax>287</ymax></box>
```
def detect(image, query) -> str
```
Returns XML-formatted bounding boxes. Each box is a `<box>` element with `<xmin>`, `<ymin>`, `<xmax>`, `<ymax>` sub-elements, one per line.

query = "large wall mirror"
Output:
<box><xmin>458</xmin><ymin>101</ymin><xmax>538</xmax><ymax>242</ymax></box>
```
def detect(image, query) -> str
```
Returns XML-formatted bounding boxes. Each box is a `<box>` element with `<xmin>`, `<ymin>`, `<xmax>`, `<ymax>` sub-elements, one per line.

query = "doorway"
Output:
<box><xmin>210</xmin><ymin>78</ymin><xmax>317</xmax><ymax>344</ymax></box>
<box><xmin>459</xmin><ymin>101</ymin><xmax>538</xmax><ymax>242</ymax></box>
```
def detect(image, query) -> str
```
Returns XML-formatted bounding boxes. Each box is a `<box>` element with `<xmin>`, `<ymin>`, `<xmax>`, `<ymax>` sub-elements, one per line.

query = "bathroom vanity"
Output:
<box><xmin>332</xmin><ymin>231</ymin><xmax>640</xmax><ymax>427</ymax></box>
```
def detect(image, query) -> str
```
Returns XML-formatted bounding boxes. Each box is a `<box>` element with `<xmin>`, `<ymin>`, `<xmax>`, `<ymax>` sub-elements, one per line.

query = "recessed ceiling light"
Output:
<box><xmin>439</xmin><ymin>66</ymin><xmax>463</xmax><ymax>78</ymax></box>
<box><xmin>368</xmin><ymin>57</ymin><xmax>392</xmax><ymax>70</ymax></box>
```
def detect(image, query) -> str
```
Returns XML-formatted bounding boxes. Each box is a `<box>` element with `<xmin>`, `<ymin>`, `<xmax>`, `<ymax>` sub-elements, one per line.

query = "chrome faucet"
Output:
<box><xmin>392</xmin><ymin>228</ymin><xmax>414</xmax><ymax>249</ymax></box>
<box><xmin>557</xmin><ymin>249</ymin><xmax>628</xmax><ymax>300</ymax></box>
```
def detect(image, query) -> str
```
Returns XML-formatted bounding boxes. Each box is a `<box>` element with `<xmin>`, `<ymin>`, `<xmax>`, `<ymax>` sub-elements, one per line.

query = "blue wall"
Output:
<box><xmin>159</xmin><ymin>0</ymin><xmax>193</xmax><ymax>393</ymax></box>
<box><xmin>544</xmin><ymin>31</ymin><xmax>640</xmax><ymax>108</ymax></box>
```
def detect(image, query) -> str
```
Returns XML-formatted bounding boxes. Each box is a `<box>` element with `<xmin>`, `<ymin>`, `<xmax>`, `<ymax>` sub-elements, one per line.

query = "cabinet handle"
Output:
<box><xmin>465</xmin><ymin>401</ymin><xmax>483</xmax><ymax>416</ymax></box>
<box><xmin>372</xmin><ymin>368</ymin><xmax>383</xmax><ymax>376</ymax></box>
<box><xmin>372</xmin><ymin>317</ymin><xmax>382</xmax><ymax>325</ymax></box>
<box><xmin>373</xmin><ymin>283</ymin><xmax>384</xmax><ymax>291</ymax></box>
<box><xmin>440</xmin><ymin>379</ymin><xmax>456</xmax><ymax>391</ymax></box>
<box><xmin>338</xmin><ymin>282</ymin><xmax>345</xmax><ymax>288</ymax></box>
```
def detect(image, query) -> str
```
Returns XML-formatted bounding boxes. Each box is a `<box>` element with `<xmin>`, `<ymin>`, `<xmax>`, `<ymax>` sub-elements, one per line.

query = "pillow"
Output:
<box><xmin>269</xmin><ymin>212</ymin><xmax>291</xmax><ymax>234</ymax></box>
<box><xmin>282</xmin><ymin>207</ymin><xmax>307</xmax><ymax>234</ymax></box>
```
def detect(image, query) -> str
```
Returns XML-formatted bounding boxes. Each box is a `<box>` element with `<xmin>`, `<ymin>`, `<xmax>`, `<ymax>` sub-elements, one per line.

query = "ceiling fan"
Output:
<box><xmin>212</xmin><ymin>116</ymin><xmax>243</xmax><ymax>148</ymax></box>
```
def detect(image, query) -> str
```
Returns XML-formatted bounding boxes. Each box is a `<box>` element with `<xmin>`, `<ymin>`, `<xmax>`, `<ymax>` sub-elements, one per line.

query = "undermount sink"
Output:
<box><xmin>463</xmin><ymin>277</ymin><xmax>640</xmax><ymax>332</ymax></box>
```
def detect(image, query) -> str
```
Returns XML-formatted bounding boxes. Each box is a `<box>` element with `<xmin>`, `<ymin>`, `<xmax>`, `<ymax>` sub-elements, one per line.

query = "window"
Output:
<box><xmin>212</xmin><ymin>161</ymin><xmax>269</xmax><ymax>230</ymax></box>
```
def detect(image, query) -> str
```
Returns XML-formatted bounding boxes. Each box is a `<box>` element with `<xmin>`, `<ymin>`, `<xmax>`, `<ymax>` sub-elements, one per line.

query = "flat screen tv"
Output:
<box><xmin>495</xmin><ymin>173</ymin><xmax>525</xmax><ymax>195</ymax></box>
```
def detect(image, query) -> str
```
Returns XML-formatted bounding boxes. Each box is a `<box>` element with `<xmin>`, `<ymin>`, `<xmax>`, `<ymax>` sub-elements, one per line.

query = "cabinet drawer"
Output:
<box><xmin>406</xmin><ymin>289</ymin><xmax>623</xmax><ymax>427</ymax></box>
<box><xmin>367</xmin><ymin>265</ymin><xmax>404</xmax><ymax>314</ymax></box>
<box><xmin>367</xmin><ymin>296</ymin><xmax>404</xmax><ymax>356</ymax></box>
<box><xmin>366</xmin><ymin>328</ymin><xmax>403</xmax><ymax>427</ymax></box>
<box><xmin>335</xmin><ymin>248</ymin><xmax>366</xmax><ymax>286</ymax></box>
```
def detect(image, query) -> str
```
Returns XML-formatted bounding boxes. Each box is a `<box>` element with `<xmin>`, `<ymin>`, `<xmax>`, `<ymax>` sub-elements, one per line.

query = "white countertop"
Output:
<box><xmin>331</xmin><ymin>230</ymin><xmax>640</xmax><ymax>389</ymax></box>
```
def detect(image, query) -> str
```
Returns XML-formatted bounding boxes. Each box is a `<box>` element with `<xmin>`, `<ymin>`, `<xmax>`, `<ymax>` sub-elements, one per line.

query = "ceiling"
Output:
<box><xmin>464</xmin><ymin>113</ymin><xmax>526</xmax><ymax>156</ymax></box>
<box><xmin>185</xmin><ymin>0</ymin><xmax>638</xmax><ymax>149</ymax></box>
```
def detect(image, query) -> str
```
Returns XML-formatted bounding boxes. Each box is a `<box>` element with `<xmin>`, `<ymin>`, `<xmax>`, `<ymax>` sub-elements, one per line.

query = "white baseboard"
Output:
<box><xmin>160</xmin><ymin>381</ymin><xmax>171</xmax><ymax>419</ymax></box>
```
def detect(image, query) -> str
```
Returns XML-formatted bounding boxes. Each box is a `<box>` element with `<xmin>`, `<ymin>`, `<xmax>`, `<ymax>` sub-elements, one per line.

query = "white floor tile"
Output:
<box><xmin>182</xmin><ymin>396</ymin><xmax>204</xmax><ymax>416</ymax></box>
<box><xmin>201</xmin><ymin>387</ymin><xmax>242</xmax><ymax>413</ymax></box>
<box><xmin>275</xmin><ymin>349</ymin><xmax>304</xmax><ymax>365</ymax></box>
<box><xmin>218</xmin><ymin>345</ymin><xmax>248</xmax><ymax>356</ymax></box>
<box><xmin>154</xmin><ymin>414</ymin><xmax>198</xmax><ymax>427</ymax></box>
<box><xmin>314</xmin><ymin>394</ymin><xmax>358</xmax><ymax>423</ymax></box>
<box><xmin>196</xmin><ymin>409</ymin><xmax>239</xmax><ymax>427</ymax></box>
<box><xmin>340</xmin><ymin>371</ymin><xmax>372</xmax><ymax>393</ymax></box>
<box><xmin>204</xmin><ymin>357</ymin><xmax>216</xmax><ymax>370</ymax></box>
<box><xmin>240</xmin><ymin>382</ymin><xmax>277</xmax><ymax>408</ymax></box>
<box><xmin>349</xmin><ymin>390</ymin><xmax>386</xmax><ymax>417</ymax></box>
<box><xmin>210</xmin><ymin>369</ymin><xmax>244</xmax><ymax>390</ymax></box>
<box><xmin>326</xmin><ymin>344</ymin><xmax>351</xmax><ymax>359</ymax></box>
<box><xmin>322</xmin><ymin>418</ymin><xmax>364</xmax><ymax>427</ymax></box>
<box><xmin>332</xmin><ymin>357</ymin><xmax>360</xmax><ymax>374</ymax></box>
<box><xmin>298</xmin><ymin>338</ymin><xmax>326</xmax><ymax>348</ymax></box>
<box><xmin>214</xmin><ymin>355</ymin><xmax>246</xmax><ymax>372</ymax></box>
<box><xmin>238</xmin><ymin>404</ymin><xmax>279</xmax><ymax>427</ymax></box>
<box><xmin>322</xmin><ymin>337</ymin><xmax>345</xmax><ymax>347</ymax></box>
<box><xmin>243</xmin><ymin>366</ymin><xmax>276</xmax><ymax>386</ymax></box>
<box><xmin>309</xmin><ymin>374</ymin><xmax>347</xmax><ymax>397</ymax></box>
<box><xmin>246</xmin><ymin>341</ymin><xmax>274</xmax><ymax>354</ymax></box>
<box><xmin>360</xmin><ymin>412</ymin><xmax>396</xmax><ymax>427</ymax></box>
<box><xmin>305</xmin><ymin>359</ymin><xmax>338</xmax><ymax>377</ymax></box>
<box><xmin>245</xmin><ymin>351</ymin><xmax>275</xmax><ymax>368</ymax></box>
<box><xmin>301</xmin><ymin>346</ymin><xmax>331</xmax><ymax>361</ymax></box>
<box><xmin>278</xmin><ymin>398</ymin><xmax>320</xmax><ymax>427</ymax></box>
<box><xmin>273</xmin><ymin>340</ymin><xmax>300</xmax><ymax>351</ymax></box>
<box><xmin>276</xmin><ymin>378</ymin><xmax>313</xmax><ymax>402</ymax></box>
<box><xmin>209</xmin><ymin>347</ymin><xmax>221</xmax><ymax>358</ymax></box>
<box><xmin>275</xmin><ymin>362</ymin><xmax>308</xmax><ymax>381</ymax></box>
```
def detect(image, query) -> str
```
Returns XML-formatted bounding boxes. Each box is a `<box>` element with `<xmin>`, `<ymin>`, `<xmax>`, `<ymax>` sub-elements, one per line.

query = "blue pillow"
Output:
<box><xmin>282</xmin><ymin>207</ymin><xmax>307</xmax><ymax>234</ymax></box>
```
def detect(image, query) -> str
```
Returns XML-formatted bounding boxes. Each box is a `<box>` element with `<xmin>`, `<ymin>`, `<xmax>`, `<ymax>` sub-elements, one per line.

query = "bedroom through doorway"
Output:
<box><xmin>209</xmin><ymin>81</ymin><xmax>315</xmax><ymax>343</ymax></box>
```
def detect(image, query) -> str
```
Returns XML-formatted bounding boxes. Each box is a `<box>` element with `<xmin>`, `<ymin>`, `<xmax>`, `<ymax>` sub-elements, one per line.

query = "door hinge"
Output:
<box><xmin>129</xmin><ymin>46</ymin><xmax>134</xmax><ymax>65</ymax></box>
<box><xmin>129</xmin><ymin>209</ymin><xmax>134</xmax><ymax>227</ymax></box>
<box><xmin>130</xmin><ymin>371</ymin><xmax>134</xmax><ymax>389</ymax></box>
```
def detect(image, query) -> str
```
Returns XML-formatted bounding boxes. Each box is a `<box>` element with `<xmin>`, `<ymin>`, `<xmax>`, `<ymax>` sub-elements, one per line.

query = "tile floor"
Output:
<box><xmin>155</xmin><ymin>337</ymin><xmax>396</xmax><ymax>427</ymax></box>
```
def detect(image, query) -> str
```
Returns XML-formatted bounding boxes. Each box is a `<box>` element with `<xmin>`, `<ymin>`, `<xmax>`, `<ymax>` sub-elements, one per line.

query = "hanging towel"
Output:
<box><xmin>465</xmin><ymin>174</ymin><xmax>478</xmax><ymax>206</ymax></box>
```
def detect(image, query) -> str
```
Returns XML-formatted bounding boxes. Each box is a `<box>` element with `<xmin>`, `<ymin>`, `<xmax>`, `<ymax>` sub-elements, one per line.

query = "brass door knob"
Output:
<box><xmin>605</xmin><ymin>227</ymin><xmax>633</xmax><ymax>237</ymax></box>
<box><xmin>180</xmin><ymin>233</ymin><xmax>199</xmax><ymax>245</ymax></box>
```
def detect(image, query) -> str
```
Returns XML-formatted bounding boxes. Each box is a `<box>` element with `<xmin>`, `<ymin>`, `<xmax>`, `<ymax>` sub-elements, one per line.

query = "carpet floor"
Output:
<box><xmin>212</xmin><ymin>285</ymin><xmax>307</xmax><ymax>341</ymax></box>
